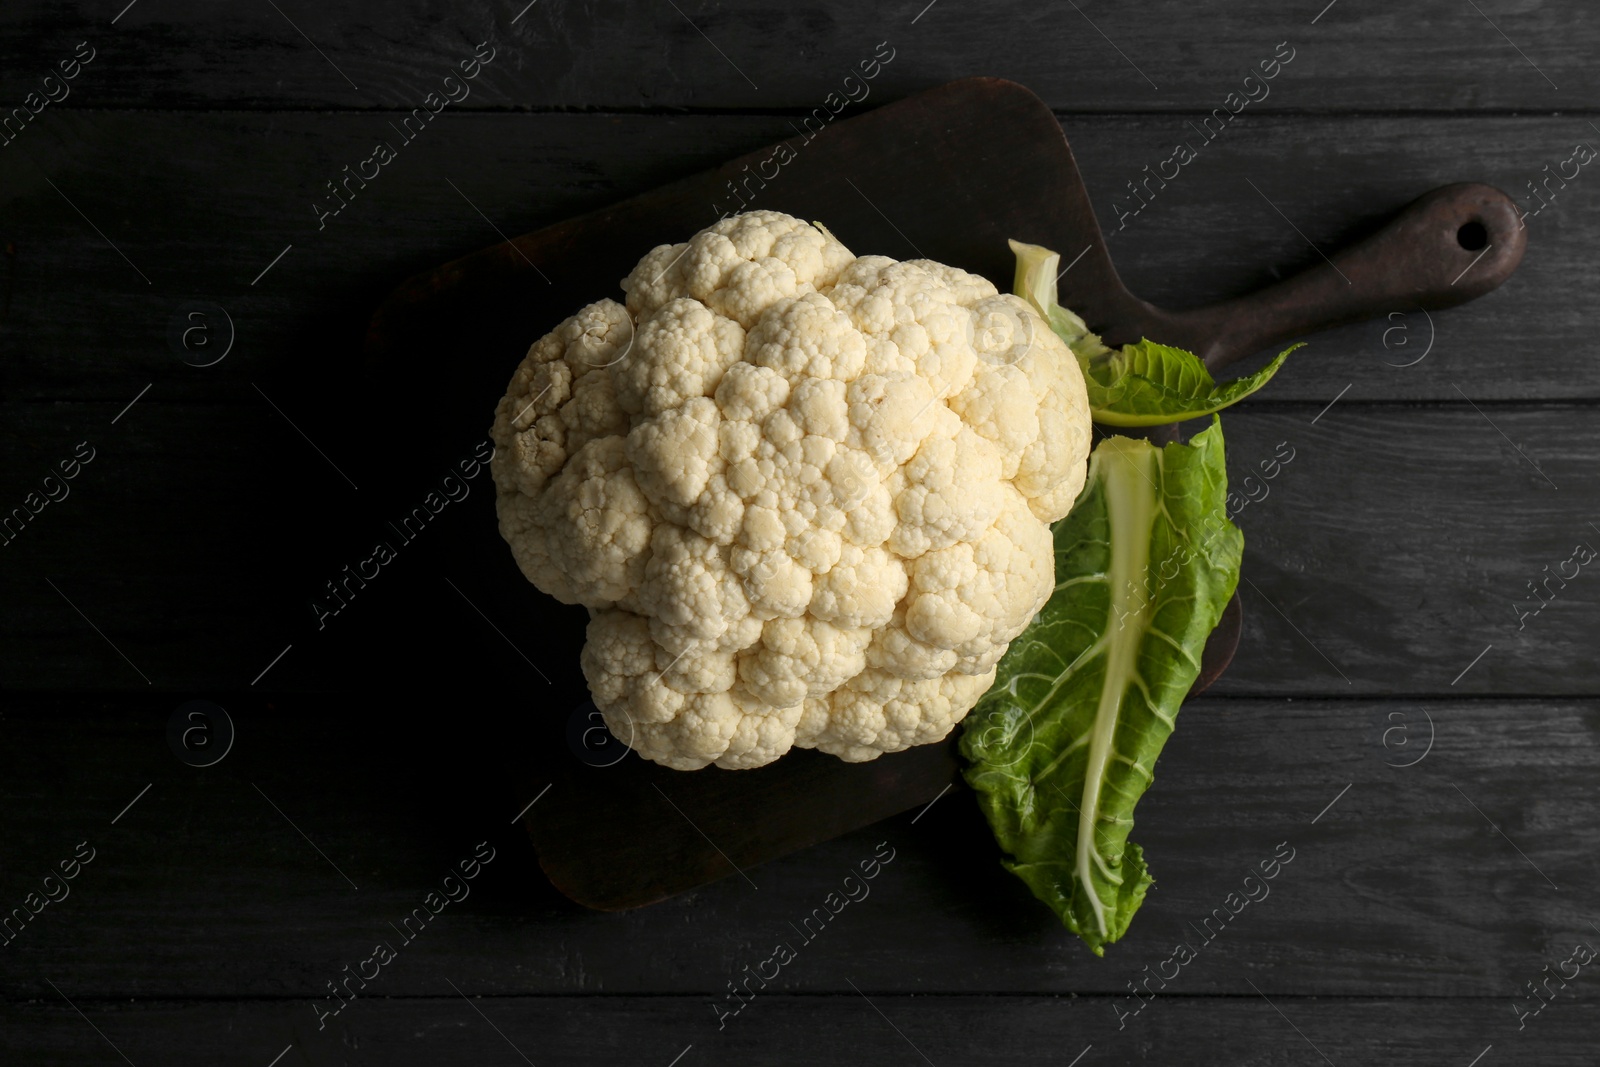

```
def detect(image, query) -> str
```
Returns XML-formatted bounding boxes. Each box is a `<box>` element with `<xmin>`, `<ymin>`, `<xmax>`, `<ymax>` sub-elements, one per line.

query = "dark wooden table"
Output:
<box><xmin>4</xmin><ymin>2</ymin><xmax>1598</xmax><ymax>1064</ymax></box>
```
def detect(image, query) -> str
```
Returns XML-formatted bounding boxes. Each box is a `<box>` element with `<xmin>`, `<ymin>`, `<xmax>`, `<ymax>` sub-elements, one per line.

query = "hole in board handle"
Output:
<box><xmin>1456</xmin><ymin>220</ymin><xmax>1488</xmax><ymax>251</ymax></box>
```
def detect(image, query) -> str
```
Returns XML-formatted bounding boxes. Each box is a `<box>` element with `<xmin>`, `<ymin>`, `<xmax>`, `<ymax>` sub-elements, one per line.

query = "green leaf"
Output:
<box><xmin>1008</xmin><ymin>238</ymin><xmax>1297</xmax><ymax>425</ymax></box>
<box><xmin>960</xmin><ymin>419</ymin><xmax>1242</xmax><ymax>954</ymax></box>
<box><xmin>1083</xmin><ymin>339</ymin><xmax>1301</xmax><ymax>427</ymax></box>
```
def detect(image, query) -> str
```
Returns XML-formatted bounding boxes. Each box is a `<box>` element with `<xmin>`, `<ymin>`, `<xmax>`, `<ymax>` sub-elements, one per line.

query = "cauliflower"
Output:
<box><xmin>490</xmin><ymin>211</ymin><xmax>1093</xmax><ymax>770</ymax></box>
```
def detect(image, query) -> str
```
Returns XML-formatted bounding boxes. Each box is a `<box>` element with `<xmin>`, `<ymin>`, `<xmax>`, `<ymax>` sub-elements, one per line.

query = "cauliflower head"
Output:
<box><xmin>491</xmin><ymin>211</ymin><xmax>1093</xmax><ymax>770</ymax></box>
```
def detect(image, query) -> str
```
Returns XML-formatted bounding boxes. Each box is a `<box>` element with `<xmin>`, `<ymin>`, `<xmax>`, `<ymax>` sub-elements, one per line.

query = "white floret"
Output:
<box><xmin>492</xmin><ymin>211</ymin><xmax>1092</xmax><ymax>769</ymax></box>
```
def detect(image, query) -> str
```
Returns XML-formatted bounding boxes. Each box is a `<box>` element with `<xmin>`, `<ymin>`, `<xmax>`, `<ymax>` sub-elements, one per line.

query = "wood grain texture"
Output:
<box><xmin>0</xmin><ymin>0</ymin><xmax>1589</xmax><ymax>112</ymax></box>
<box><xmin>1</xmin><ymin>695</ymin><xmax>1594</xmax><ymax>1000</ymax></box>
<box><xmin>3</xmin><ymin>403</ymin><xmax>1595</xmax><ymax>693</ymax></box>
<box><xmin>3</xmin><ymin>0</ymin><xmax>1598</xmax><ymax>1053</ymax></box>
<box><xmin>2</xmin><ymin>995</ymin><xmax>1594</xmax><ymax>1066</ymax></box>
<box><xmin>0</xmin><ymin>111</ymin><xmax>1591</xmax><ymax>408</ymax></box>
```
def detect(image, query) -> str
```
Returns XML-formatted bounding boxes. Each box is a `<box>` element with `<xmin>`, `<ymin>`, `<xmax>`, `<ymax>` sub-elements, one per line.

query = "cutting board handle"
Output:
<box><xmin>1177</xmin><ymin>183</ymin><xmax>1527</xmax><ymax>370</ymax></box>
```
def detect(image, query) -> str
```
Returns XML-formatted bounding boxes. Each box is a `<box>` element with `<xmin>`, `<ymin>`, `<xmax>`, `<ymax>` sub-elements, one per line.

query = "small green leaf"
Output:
<box><xmin>1084</xmin><ymin>339</ymin><xmax>1302</xmax><ymax>427</ymax></box>
<box><xmin>1009</xmin><ymin>238</ymin><xmax>1297</xmax><ymax>424</ymax></box>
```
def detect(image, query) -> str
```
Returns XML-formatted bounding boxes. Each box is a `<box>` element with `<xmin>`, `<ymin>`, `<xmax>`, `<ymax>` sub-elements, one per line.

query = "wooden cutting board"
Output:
<box><xmin>365</xmin><ymin>77</ymin><xmax>1523</xmax><ymax>910</ymax></box>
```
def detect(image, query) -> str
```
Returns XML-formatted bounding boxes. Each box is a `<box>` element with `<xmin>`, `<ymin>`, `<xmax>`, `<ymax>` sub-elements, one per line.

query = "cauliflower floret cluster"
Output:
<box><xmin>491</xmin><ymin>211</ymin><xmax>1092</xmax><ymax>770</ymax></box>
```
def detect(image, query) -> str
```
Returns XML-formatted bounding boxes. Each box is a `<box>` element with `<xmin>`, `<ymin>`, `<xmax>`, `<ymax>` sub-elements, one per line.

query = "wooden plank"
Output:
<box><xmin>1</xmin><ymin>695</ymin><xmax>1594</xmax><ymax>999</ymax></box>
<box><xmin>0</xmin><ymin>110</ymin><xmax>777</xmax><ymax>405</ymax></box>
<box><xmin>0</xmin><ymin>0</ymin><xmax>1593</xmax><ymax>112</ymax></box>
<box><xmin>4</xmin><ymin>0</ymin><xmax>1590</xmax><ymax>1050</ymax></box>
<box><xmin>2</xmin><ymin>401</ymin><xmax>1596</xmax><ymax>693</ymax></box>
<box><xmin>0</xmin><ymin>994</ymin><xmax>1594</xmax><ymax>1066</ymax></box>
<box><xmin>1202</xmin><ymin>405</ymin><xmax>1600</xmax><ymax>697</ymax></box>
<box><xmin>0</xmin><ymin>111</ymin><xmax>1589</xmax><ymax>408</ymax></box>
